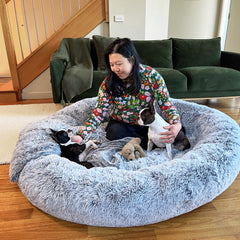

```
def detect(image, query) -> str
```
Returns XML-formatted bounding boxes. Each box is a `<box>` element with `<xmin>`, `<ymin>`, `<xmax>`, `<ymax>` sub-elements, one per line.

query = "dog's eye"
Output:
<box><xmin>126</xmin><ymin>150</ymin><xmax>131</xmax><ymax>155</ymax></box>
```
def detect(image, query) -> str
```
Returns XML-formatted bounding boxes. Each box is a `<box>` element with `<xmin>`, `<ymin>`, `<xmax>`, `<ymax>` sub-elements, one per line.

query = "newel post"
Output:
<box><xmin>0</xmin><ymin>0</ymin><xmax>22</xmax><ymax>100</ymax></box>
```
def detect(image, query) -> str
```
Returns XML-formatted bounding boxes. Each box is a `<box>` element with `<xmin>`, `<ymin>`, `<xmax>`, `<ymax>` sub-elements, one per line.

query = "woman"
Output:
<box><xmin>72</xmin><ymin>38</ymin><xmax>182</xmax><ymax>149</ymax></box>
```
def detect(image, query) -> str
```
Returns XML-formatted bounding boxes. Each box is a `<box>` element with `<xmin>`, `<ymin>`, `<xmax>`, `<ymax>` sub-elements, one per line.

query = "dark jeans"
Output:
<box><xmin>105</xmin><ymin>118</ymin><xmax>149</xmax><ymax>150</ymax></box>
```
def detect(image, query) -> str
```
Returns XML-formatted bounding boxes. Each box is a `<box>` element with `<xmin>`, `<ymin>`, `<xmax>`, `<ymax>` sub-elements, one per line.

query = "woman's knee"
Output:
<box><xmin>106</xmin><ymin>122</ymin><xmax>128</xmax><ymax>140</ymax></box>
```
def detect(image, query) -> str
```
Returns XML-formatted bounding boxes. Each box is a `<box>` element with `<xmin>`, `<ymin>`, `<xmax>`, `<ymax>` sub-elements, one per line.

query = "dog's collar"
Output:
<box><xmin>60</xmin><ymin>140</ymin><xmax>74</xmax><ymax>146</ymax></box>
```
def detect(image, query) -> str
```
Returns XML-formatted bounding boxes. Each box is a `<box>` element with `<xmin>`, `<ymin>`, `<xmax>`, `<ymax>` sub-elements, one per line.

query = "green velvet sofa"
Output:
<box><xmin>50</xmin><ymin>35</ymin><xmax>240</xmax><ymax>103</ymax></box>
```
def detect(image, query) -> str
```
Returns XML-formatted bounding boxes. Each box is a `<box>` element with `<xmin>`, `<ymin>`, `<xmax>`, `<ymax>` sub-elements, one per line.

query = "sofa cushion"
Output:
<box><xmin>172</xmin><ymin>38</ymin><xmax>221</xmax><ymax>69</ymax></box>
<box><xmin>133</xmin><ymin>40</ymin><xmax>173</xmax><ymax>68</ymax></box>
<box><xmin>180</xmin><ymin>66</ymin><xmax>240</xmax><ymax>91</ymax></box>
<box><xmin>155</xmin><ymin>68</ymin><xmax>188</xmax><ymax>93</ymax></box>
<box><xmin>92</xmin><ymin>35</ymin><xmax>116</xmax><ymax>70</ymax></box>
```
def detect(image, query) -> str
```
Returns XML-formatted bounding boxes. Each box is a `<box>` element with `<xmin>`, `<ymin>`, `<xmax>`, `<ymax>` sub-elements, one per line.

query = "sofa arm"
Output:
<box><xmin>50</xmin><ymin>57</ymin><xmax>66</xmax><ymax>103</ymax></box>
<box><xmin>221</xmin><ymin>51</ymin><xmax>240</xmax><ymax>71</ymax></box>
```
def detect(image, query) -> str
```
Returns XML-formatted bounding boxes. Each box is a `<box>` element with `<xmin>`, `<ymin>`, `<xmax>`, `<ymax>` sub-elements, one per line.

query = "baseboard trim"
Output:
<box><xmin>22</xmin><ymin>91</ymin><xmax>53</xmax><ymax>100</ymax></box>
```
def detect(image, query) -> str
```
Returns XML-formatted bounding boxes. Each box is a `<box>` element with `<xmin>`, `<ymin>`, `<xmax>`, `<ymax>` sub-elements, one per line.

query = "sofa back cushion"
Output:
<box><xmin>92</xmin><ymin>35</ymin><xmax>116</xmax><ymax>70</ymax></box>
<box><xmin>133</xmin><ymin>39</ymin><xmax>173</xmax><ymax>68</ymax></box>
<box><xmin>172</xmin><ymin>37</ymin><xmax>221</xmax><ymax>69</ymax></box>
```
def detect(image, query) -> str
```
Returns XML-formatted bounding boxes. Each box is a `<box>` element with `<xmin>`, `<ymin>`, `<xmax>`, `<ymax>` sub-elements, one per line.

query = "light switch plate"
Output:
<box><xmin>114</xmin><ymin>15</ymin><xmax>125</xmax><ymax>22</ymax></box>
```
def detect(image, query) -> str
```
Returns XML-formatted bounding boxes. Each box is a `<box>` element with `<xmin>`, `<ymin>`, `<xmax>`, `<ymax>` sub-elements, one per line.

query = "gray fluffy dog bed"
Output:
<box><xmin>10</xmin><ymin>97</ymin><xmax>240</xmax><ymax>227</ymax></box>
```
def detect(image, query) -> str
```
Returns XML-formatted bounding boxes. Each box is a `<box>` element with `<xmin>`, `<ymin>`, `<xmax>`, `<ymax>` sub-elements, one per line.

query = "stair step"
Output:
<box><xmin>0</xmin><ymin>79</ymin><xmax>14</xmax><ymax>91</ymax></box>
<box><xmin>0</xmin><ymin>80</ymin><xmax>18</xmax><ymax>103</ymax></box>
<box><xmin>0</xmin><ymin>91</ymin><xmax>18</xmax><ymax>103</ymax></box>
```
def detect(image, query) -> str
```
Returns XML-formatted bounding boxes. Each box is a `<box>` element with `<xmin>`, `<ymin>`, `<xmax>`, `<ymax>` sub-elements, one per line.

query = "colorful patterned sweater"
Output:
<box><xmin>77</xmin><ymin>64</ymin><xmax>181</xmax><ymax>138</ymax></box>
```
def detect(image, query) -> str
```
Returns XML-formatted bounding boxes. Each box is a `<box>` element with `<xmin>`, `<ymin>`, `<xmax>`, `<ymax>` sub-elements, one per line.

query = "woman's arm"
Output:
<box><xmin>152</xmin><ymin>70</ymin><xmax>181</xmax><ymax>124</ymax></box>
<box><xmin>76</xmin><ymin>79</ymin><xmax>112</xmax><ymax>138</ymax></box>
<box><xmin>151</xmin><ymin>69</ymin><xmax>182</xmax><ymax>143</ymax></box>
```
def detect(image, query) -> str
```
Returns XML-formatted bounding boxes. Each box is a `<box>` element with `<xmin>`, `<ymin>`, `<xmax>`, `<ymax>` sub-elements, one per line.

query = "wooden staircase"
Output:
<box><xmin>0</xmin><ymin>0</ymin><xmax>107</xmax><ymax>104</ymax></box>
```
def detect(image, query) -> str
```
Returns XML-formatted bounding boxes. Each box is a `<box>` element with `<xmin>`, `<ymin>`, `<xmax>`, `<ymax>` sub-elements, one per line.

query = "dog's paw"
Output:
<box><xmin>92</xmin><ymin>144</ymin><xmax>98</xmax><ymax>149</ymax></box>
<box><xmin>85</xmin><ymin>140</ymin><xmax>99</xmax><ymax>150</ymax></box>
<box><xmin>92</xmin><ymin>140</ymin><xmax>100</xmax><ymax>149</ymax></box>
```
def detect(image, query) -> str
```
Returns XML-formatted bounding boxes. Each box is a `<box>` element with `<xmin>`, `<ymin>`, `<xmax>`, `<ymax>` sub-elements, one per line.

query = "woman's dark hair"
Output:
<box><xmin>104</xmin><ymin>38</ymin><xmax>141</xmax><ymax>97</ymax></box>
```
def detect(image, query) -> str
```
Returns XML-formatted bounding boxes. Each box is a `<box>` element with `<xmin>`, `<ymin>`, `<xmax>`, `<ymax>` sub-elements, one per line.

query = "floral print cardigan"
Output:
<box><xmin>77</xmin><ymin>64</ymin><xmax>181</xmax><ymax>138</ymax></box>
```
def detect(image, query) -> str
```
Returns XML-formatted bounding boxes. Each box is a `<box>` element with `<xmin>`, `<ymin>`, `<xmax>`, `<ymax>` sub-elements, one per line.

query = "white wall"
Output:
<box><xmin>145</xmin><ymin>0</ymin><xmax>170</xmax><ymax>40</ymax></box>
<box><xmin>22</xmin><ymin>68</ymin><xmax>52</xmax><ymax>99</ymax></box>
<box><xmin>109</xmin><ymin>0</ymin><xmax>146</xmax><ymax>39</ymax></box>
<box><xmin>168</xmin><ymin>0</ymin><xmax>220</xmax><ymax>39</ymax></box>
<box><xmin>109</xmin><ymin>0</ymin><xmax>170</xmax><ymax>40</ymax></box>
<box><xmin>224</xmin><ymin>0</ymin><xmax>240</xmax><ymax>53</ymax></box>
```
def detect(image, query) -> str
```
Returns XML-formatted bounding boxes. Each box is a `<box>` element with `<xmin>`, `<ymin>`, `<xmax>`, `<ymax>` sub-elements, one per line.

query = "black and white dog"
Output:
<box><xmin>50</xmin><ymin>129</ymin><xmax>99</xmax><ymax>168</ymax></box>
<box><xmin>138</xmin><ymin>102</ymin><xmax>190</xmax><ymax>159</ymax></box>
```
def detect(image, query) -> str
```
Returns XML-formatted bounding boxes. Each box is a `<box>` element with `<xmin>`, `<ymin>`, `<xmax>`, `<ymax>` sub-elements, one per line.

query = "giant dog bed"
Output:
<box><xmin>10</xmin><ymin>97</ymin><xmax>240</xmax><ymax>227</ymax></box>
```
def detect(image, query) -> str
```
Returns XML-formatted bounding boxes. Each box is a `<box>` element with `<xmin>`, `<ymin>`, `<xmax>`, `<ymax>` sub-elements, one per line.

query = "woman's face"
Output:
<box><xmin>109</xmin><ymin>53</ymin><xmax>133</xmax><ymax>80</ymax></box>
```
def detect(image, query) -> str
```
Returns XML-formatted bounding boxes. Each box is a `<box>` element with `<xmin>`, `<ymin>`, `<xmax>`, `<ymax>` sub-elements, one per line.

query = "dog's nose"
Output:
<box><xmin>67</xmin><ymin>129</ymin><xmax>73</xmax><ymax>133</ymax></box>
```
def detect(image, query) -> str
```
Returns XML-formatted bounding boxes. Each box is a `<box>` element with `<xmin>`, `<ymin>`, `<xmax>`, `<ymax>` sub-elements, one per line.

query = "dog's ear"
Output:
<box><xmin>148</xmin><ymin>101</ymin><xmax>155</xmax><ymax>115</ymax></box>
<box><xmin>50</xmin><ymin>134</ymin><xmax>58</xmax><ymax>142</ymax></box>
<box><xmin>49</xmin><ymin>129</ymin><xmax>58</xmax><ymax>142</ymax></box>
<box><xmin>50</xmin><ymin>129</ymin><xmax>57</xmax><ymax>134</ymax></box>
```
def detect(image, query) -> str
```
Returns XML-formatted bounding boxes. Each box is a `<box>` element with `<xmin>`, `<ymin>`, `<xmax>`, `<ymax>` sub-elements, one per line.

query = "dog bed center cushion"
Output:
<box><xmin>9</xmin><ymin>97</ymin><xmax>240</xmax><ymax>227</ymax></box>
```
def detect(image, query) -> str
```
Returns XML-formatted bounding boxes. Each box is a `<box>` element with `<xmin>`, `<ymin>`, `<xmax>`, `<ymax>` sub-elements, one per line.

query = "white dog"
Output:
<box><xmin>138</xmin><ymin>102</ymin><xmax>190</xmax><ymax>159</ymax></box>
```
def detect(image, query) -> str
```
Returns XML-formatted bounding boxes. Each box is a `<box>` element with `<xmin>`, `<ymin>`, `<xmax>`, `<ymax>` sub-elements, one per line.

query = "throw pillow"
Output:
<box><xmin>92</xmin><ymin>35</ymin><xmax>116</xmax><ymax>70</ymax></box>
<box><xmin>133</xmin><ymin>39</ymin><xmax>173</xmax><ymax>68</ymax></box>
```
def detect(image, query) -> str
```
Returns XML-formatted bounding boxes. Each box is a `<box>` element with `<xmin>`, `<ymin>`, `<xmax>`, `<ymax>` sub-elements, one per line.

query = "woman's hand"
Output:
<box><xmin>159</xmin><ymin>122</ymin><xmax>182</xmax><ymax>144</ymax></box>
<box><xmin>71</xmin><ymin>135</ymin><xmax>83</xmax><ymax>144</ymax></box>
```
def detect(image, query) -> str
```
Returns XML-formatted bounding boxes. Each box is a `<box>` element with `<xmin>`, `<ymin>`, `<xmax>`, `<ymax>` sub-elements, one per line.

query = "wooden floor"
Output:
<box><xmin>0</xmin><ymin>97</ymin><xmax>239</xmax><ymax>240</ymax></box>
